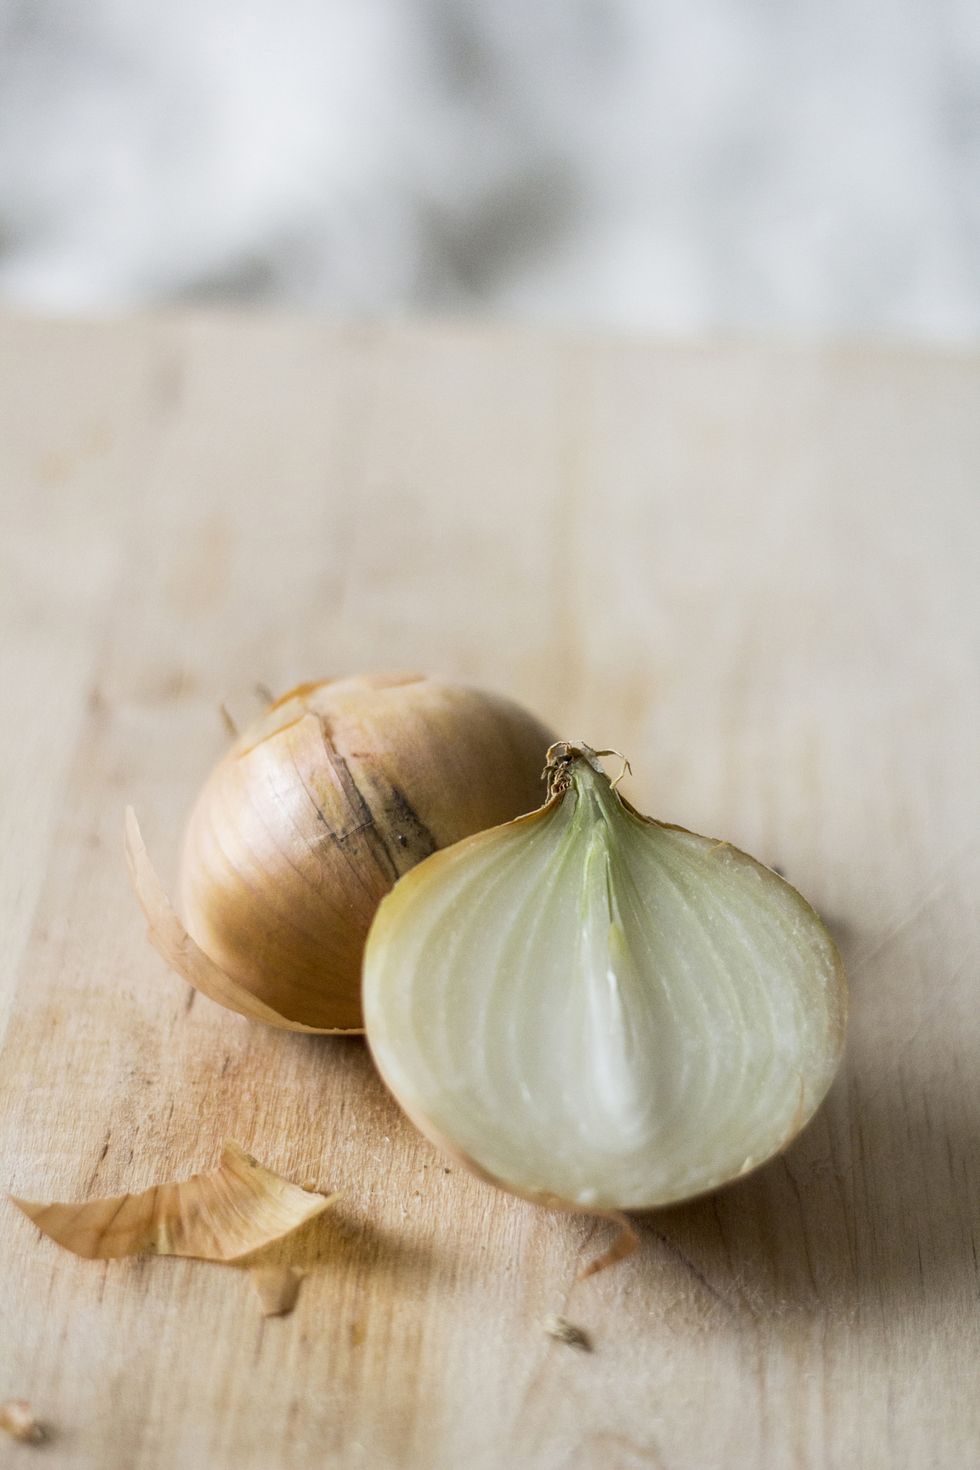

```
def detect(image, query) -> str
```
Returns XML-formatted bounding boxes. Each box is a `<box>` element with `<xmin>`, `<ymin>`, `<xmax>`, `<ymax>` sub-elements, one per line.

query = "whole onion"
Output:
<box><xmin>127</xmin><ymin>673</ymin><xmax>555</xmax><ymax>1031</ymax></box>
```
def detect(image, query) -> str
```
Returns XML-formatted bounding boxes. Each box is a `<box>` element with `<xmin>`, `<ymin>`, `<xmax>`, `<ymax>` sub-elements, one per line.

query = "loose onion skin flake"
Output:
<box><xmin>11</xmin><ymin>1141</ymin><xmax>338</xmax><ymax>1262</ymax></box>
<box><xmin>250</xmin><ymin>1265</ymin><xmax>305</xmax><ymax>1317</ymax></box>
<box><xmin>0</xmin><ymin>1400</ymin><xmax>44</xmax><ymax>1444</ymax></box>
<box><xmin>364</xmin><ymin>743</ymin><xmax>847</xmax><ymax>1222</ymax></box>
<box><xmin>128</xmin><ymin>674</ymin><xmax>554</xmax><ymax>1032</ymax></box>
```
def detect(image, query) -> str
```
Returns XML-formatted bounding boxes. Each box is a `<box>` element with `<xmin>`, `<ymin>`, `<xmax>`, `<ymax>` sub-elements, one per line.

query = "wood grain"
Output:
<box><xmin>0</xmin><ymin>317</ymin><xmax>977</xmax><ymax>1470</ymax></box>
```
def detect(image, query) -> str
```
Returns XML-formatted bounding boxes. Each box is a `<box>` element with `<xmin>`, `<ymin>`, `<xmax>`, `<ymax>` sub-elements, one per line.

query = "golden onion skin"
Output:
<box><xmin>177</xmin><ymin>674</ymin><xmax>554</xmax><ymax>1030</ymax></box>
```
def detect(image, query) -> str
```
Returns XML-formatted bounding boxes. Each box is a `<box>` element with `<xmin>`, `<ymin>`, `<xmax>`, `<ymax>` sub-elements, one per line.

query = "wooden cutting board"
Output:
<box><xmin>1</xmin><ymin>317</ymin><xmax>977</xmax><ymax>1470</ymax></box>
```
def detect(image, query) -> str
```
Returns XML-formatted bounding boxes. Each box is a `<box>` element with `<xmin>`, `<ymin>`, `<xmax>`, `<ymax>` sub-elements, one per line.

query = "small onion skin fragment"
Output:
<box><xmin>363</xmin><ymin>743</ymin><xmax>848</xmax><ymax>1219</ymax></box>
<box><xmin>129</xmin><ymin>674</ymin><xmax>554</xmax><ymax>1032</ymax></box>
<box><xmin>0</xmin><ymin>1400</ymin><xmax>44</xmax><ymax>1444</ymax></box>
<box><xmin>250</xmin><ymin>1264</ymin><xmax>305</xmax><ymax>1317</ymax></box>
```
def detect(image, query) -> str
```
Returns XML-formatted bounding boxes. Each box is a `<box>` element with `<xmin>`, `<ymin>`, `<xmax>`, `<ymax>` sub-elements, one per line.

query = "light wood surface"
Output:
<box><xmin>1</xmin><ymin>316</ymin><xmax>977</xmax><ymax>1470</ymax></box>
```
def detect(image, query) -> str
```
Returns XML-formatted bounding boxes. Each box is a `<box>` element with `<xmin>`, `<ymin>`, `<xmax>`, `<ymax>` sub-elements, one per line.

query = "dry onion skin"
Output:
<box><xmin>364</xmin><ymin>742</ymin><xmax>847</xmax><ymax>1216</ymax></box>
<box><xmin>10</xmin><ymin>1141</ymin><xmax>338</xmax><ymax>1262</ymax></box>
<box><xmin>128</xmin><ymin>673</ymin><xmax>554</xmax><ymax>1032</ymax></box>
<box><xmin>0</xmin><ymin>1400</ymin><xmax>44</xmax><ymax>1444</ymax></box>
<box><xmin>250</xmin><ymin>1264</ymin><xmax>305</xmax><ymax>1317</ymax></box>
<box><xmin>542</xmin><ymin>1316</ymin><xmax>592</xmax><ymax>1350</ymax></box>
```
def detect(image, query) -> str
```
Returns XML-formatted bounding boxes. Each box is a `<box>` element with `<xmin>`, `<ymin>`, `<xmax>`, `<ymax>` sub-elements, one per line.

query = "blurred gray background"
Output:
<box><xmin>1</xmin><ymin>0</ymin><xmax>978</xmax><ymax>340</ymax></box>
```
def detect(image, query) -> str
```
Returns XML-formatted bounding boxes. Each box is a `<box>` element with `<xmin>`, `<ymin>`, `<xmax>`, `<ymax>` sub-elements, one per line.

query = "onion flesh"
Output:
<box><xmin>363</xmin><ymin>744</ymin><xmax>847</xmax><ymax>1212</ymax></box>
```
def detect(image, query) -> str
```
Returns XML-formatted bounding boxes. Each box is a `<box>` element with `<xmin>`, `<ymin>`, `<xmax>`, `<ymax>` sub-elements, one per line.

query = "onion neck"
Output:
<box><xmin>545</xmin><ymin>741</ymin><xmax>621</xmax><ymax>800</ymax></box>
<box><xmin>545</xmin><ymin>744</ymin><xmax>625</xmax><ymax>833</ymax></box>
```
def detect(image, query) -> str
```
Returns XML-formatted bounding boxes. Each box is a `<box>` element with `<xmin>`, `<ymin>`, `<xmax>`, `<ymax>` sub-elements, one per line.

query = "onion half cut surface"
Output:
<box><xmin>363</xmin><ymin>745</ymin><xmax>847</xmax><ymax>1213</ymax></box>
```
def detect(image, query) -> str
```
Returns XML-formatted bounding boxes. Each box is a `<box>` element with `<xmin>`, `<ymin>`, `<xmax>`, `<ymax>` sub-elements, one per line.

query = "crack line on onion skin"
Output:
<box><xmin>313</xmin><ymin>716</ymin><xmax>401</xmax><ymax>885</ymax></box>
<box><xmin>218</xmin><ymin>752</ymin><xmax>347</xmax><ymax>943</ymax></box>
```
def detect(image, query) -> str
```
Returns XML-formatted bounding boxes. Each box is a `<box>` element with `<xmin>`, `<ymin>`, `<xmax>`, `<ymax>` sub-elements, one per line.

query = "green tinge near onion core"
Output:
<box><xmin>363</xmin><ymin>748</ymin><xmax>847</xmax><ymax>1214</ymax></box>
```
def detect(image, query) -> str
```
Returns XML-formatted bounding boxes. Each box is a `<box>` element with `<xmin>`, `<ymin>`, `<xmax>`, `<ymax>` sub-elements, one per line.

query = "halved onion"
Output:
<box><xmin>363</xmin><ymin>743</ymin><xmax>847</xmax><ymax>1215</ymax></box>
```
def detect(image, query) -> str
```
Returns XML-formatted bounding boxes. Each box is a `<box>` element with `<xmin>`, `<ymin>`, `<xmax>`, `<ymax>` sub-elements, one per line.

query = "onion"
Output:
<box><xmin>127</xmin><ymin>674</ymin><xmax>554</xmax><ymax>1032</ymax></box>
<box><xmin>364</xmin><ymin>742</ymin><xmax>847</xmax><ymax>1217</ymax></box>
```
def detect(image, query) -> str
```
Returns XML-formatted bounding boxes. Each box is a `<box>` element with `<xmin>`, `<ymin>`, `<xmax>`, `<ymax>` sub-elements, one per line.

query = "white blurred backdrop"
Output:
<box><xmin>1</xmin><ymin>0</ymin><xmax>978</xmax><ymax>339</ymax></box>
